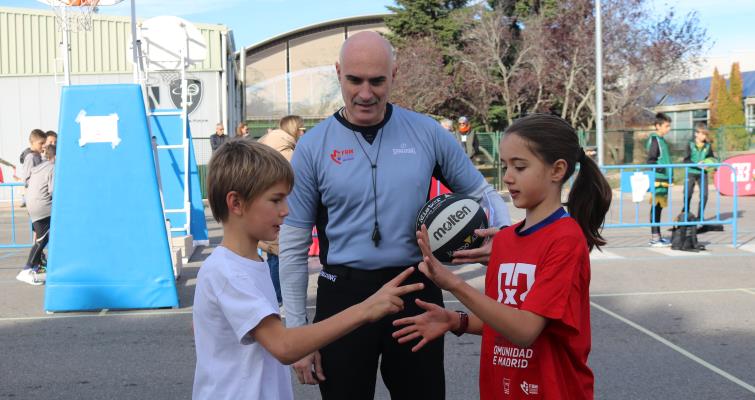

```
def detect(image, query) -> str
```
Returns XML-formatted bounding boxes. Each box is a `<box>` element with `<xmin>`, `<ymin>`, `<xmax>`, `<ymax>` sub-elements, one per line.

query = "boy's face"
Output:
<box><xmin>30</xmin><ymin>138</ymin><xmax>46</xmax><ymax>152</ymax></box>
<box><xmin>694</xmin><ymin>129</ymin><xmax>707</xmax><ymax>142</ymax></box>
<box><xmin>241</xmin><ymin>182</ymin><xmax>290</xmax><ymax>242</ymax></box>
<box><xmin>655</xmin><ymin>121</ymin><xmax>671</xmax><ymax>136</ymax></box>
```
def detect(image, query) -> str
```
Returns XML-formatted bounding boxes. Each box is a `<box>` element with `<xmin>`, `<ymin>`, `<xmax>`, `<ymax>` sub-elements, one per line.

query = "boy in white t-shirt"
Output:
<box><xmin>192</xmin><ymin>140</ymin><xmax>424</xmax><ymax>400</ymax></box>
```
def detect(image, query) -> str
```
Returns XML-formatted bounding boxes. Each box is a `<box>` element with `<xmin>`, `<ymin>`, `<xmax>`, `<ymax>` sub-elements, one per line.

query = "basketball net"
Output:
<box><xmin>48</xmin><ymin>0</ymin><xmax>100</xmax><ymax>32</ymax></box>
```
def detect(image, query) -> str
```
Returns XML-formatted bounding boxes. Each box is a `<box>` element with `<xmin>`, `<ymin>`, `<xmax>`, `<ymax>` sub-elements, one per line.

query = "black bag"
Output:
<box><xmin>671</xmin><ymin>214</ymin><xmax>705</xmax><ymax>252</ymax></box>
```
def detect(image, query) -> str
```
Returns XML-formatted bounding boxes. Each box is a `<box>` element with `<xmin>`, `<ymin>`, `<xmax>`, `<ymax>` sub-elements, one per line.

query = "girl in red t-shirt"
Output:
<box><xmin>394</xmin><ymin>114</ymin><xmax>611</xmax><ymax>399</ymax></box>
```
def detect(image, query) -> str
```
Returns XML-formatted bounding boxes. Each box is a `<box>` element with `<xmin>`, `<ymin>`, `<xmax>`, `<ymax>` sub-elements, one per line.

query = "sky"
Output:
<box><xmin>6</xmin><ymin>0</ymin><xmax>754</xmax><ymax>76</ymax></box>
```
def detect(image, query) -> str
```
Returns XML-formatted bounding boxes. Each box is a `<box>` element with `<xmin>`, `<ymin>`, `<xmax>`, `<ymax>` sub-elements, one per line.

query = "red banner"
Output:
<box><xmin>714</xmin><ymin>153</ymin><xmax>755</xmax><ymax>196</ymax></box>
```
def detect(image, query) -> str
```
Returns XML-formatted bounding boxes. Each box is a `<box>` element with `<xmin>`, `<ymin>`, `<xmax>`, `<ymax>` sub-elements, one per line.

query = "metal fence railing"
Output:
<box><xmin>599</xmin><ymin>163</ymin><xmax>739</xmax><ymax>246</ymax></box>
<box><xmin>0</xmin><ymin>182</ymin><xmax>33</xmax><ymax>249</ymax></box>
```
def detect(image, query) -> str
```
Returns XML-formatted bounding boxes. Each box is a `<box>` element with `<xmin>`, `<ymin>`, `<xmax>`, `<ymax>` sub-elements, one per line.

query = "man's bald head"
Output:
<box><xmin>339</xmin><ymin>31</ymin><xmax>396</xmax><ymax>68</ymax></box>
<box><xmin>336</xmin><ymin>31</ymin><xmax>398</xmax><ymax>126</ymax></box>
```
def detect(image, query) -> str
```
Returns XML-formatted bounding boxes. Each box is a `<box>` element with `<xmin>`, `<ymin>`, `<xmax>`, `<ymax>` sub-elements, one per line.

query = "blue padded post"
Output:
<box><xmin>148</xmin><ymin>110</ymin><xmax>208</xmax><ymax>243</ymax></box>
<box><xmin>45</xmin><ymin>84</ymin><xmax>179</xmax><ymax>311</ymax></box>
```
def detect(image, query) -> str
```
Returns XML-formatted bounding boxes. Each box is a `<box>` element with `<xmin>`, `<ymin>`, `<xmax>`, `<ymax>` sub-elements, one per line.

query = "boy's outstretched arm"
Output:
<box><xmin>409</xmin><ymin>225</ymin><xmax>547</xmax><ymax>348</ymax></box>
<box><xmin>252</xmin><ymin>267</ymin><xmax>424</xmax><ymax>366</ymax></box>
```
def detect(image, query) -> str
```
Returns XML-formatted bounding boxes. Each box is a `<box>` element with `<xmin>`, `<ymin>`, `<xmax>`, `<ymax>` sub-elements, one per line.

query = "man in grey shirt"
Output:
<box><xmin>279</xmin><ymin>32</ymin><xmax>509</xmax><ymax>399</ymax></box>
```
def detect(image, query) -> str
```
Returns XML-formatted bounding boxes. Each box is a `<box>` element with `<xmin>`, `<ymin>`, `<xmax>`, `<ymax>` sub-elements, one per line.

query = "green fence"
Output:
<box><xmin>191</xmin><ymin>125</ymin><xmax>753</xmax><ymax>199</ymax></box>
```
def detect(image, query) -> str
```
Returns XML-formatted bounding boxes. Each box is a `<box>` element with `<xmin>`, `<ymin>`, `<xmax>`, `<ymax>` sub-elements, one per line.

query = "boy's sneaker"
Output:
<box><xmin>649</xmin><ymin>238</ymin><xmax>671</xmax><ymax>248</ymax></box>
<box><xmin>16</xmin><ymin>269</ymin><xmax>44</xmax><ymax>286</ymax></box>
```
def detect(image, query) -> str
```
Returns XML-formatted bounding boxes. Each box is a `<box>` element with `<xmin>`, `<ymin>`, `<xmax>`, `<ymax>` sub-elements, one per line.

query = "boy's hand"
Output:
<box><xmin>293</xmin><ymin>351</ymin><xmax>324</xmax><ymax>385</ymax></box>
<box><xmin>450</xmin><ymin>227</ymin><xmax>499</xmax><ymax>264</ymax></box>
<box><xmin>416</xmin><ymin>225</ymin><xmax>464</xmax><ymax>291</ymax></box>
<box><xmin>361</xmin><ymin>267</ymin><xmax>425</xmax><ymax>323</ymax></box>
<box><xmin>392</xmin><ymin>299</ymin><xmax>456</xmax><ymax>352</ymax></box>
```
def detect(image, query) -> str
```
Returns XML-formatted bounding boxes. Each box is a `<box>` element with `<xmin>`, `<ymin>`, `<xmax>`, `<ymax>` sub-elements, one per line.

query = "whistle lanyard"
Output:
<box><xmin>352</xmin><ymin>128</ymin><xmax>384</xmax><ymax>247</ymax></box>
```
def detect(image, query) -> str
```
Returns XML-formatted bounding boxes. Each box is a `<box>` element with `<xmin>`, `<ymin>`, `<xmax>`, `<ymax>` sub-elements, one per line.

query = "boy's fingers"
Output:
<box><xmin>394</xmin><ymin>282</ymin><xmax>424</xmax><ymax>296</ymax></box>
<box><xmin>415</xmin><ymin>298</ymin><xmax>437</xmax><ymax>311</ymax></box>
<box><xmin>314</xmin><ymin>353</ymin><xmax>325</xmax><ymax>381</ymax></box>
<box><xmin>392</xmin><ymin>325</ymin><xmax>415</xmax><ymax>338</ymax></box>
<box><xmin>386</xmin><ymin>266</ymin><xmax>415</xmax><ymax>287</ymax></box>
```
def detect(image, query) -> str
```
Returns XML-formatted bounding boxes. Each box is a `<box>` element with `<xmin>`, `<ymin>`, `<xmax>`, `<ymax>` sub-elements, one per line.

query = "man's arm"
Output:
<box><xmin>279</xmin><ymin>224</ymin><xmax>312</xmax><ymax>328</ymax></box>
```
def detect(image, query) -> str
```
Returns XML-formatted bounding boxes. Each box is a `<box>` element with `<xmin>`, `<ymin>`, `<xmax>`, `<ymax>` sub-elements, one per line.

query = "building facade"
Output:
<box><xmin>0</xmin><ymin>6</ymin><xmax>240</xmax><ymax>183</ymax></box>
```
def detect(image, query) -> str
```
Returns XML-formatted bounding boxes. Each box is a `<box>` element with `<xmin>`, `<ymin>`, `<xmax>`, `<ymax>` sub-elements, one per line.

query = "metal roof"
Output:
<box><xmin>657</xmin><ymin>70</ymin><xmax>755</xmax><ymax>106</ymax></box>
<box><xmin>0</xmin><ymin>6</ymin><xmax>230</xmax><ymax>76</ymax></box>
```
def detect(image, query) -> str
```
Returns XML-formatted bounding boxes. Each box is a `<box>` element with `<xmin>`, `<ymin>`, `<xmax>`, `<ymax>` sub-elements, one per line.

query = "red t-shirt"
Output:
<box><xmin>479</xmin><ymin>213</ymin><xmax>593</xmax><ymax>400</ymax></box>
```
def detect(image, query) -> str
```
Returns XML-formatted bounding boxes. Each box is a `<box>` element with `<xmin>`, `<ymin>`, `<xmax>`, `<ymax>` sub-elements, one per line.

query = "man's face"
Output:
<box><xmin>216</xmin><ymin>125</ymin><xmax>225</xmax><ymax>135</ymax></box>
<box><xmin>336</xmin><ymin>43</ymin><xmax>396</xmax><ymax>126</ymax></box>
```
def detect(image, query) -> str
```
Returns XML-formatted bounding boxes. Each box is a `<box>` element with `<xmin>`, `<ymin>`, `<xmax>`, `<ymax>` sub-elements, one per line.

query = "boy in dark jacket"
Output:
<box><xmin>646</xmin><ymin>113</ymin><xmax>672</xmax><ymax>247</ymax></box>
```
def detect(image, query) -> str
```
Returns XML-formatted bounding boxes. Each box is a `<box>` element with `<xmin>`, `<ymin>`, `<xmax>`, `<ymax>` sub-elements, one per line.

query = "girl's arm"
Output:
<box><xmin>252</xmin><ymin>267</ymin><xmax>423</xmax><ymax>365</ymax></box>
<box><xmin>394</xmin><ymin>226</ymin><xmax>547</xmax><ymax>350</ymax></box>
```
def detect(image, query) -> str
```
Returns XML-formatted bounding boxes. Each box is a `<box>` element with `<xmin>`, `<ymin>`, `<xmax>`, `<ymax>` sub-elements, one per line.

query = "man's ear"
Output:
<box><xmin>226</xmin><ymin>191</ymin><xmax>244</xmax><ymax>216</ymax></box>
<box><xmin>551</xmin><ymin>159</ymin><xmax>568</xmax><ymax>182</ymax></box>
<box><xmin>335</xmin><ymin>61</ymin><xmax>341</xmax><ymax>81</ymax></box>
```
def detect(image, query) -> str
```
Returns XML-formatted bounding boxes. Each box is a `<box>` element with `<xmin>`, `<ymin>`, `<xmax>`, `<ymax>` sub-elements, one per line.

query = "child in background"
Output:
<box><xmin>17</xmin><ymin>129</ymin><xmax>47</xmax><ymax>208</ymax></box>
<box><xmin>192</xmin><ymin>140</ymin><xmax>423</xmax><ymax>400</ymax></box>
<box><xmin>16</xmin><ymin>144</ymin><xmax>56</xmax><ymax>286</ymax></box>
<box><xmin>682</xmin><ymin>122</ymin><xmax>716</xmax><ymax>219</ymax></box>
<box><xmin>646</xmin><ymin>113</ymin><xmax>672</xmax><ymax>246</ymax></box>
<box><xmin>394</xmin><ymin>114</ymin><xmax>612</xmax><ymax>400</ymax></box>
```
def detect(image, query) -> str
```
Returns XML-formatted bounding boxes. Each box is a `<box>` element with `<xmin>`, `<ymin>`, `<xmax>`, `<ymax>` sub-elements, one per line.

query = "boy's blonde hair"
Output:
<box><xmin>207</xmin><ymin>140</ymin><xmax>294</xmax><ymax>222</ymax></box>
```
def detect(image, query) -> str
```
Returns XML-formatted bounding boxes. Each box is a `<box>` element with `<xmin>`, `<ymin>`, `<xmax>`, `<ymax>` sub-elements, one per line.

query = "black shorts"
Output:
<box><xmin>314</xmin><ymin>265</ymin><xmax>446</xmax><ymax>400</ymax></box>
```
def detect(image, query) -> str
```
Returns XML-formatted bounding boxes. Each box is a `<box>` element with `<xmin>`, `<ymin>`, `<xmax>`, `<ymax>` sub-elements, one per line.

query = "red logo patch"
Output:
<box><xmin>330</xmin><ymin>149</ymin><xmax>355</xmax><ymax>165</ymax></box>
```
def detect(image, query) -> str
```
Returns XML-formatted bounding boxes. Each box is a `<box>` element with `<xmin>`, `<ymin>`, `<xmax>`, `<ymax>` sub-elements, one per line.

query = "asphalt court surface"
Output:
<box><xmin>1</xmin><ymin>195</ymin><xmax>754</xmax><ymax>399</ymax></box>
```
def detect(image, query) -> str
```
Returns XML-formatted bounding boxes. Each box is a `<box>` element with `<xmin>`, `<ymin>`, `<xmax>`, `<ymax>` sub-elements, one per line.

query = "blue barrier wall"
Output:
<box><xmin>45</xmin><ymin>84</ymin><xmax>179</xmax><ymax>312</ymax></box>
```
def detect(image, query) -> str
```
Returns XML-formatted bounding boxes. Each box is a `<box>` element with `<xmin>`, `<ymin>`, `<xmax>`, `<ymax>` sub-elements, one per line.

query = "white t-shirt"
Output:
<box><xmin>192</xmin><ymin>246</ymin><xmax>293</xmax><ymax>400</ymax></box>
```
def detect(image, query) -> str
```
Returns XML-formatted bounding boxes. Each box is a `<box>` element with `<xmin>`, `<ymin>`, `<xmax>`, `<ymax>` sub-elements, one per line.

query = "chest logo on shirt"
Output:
<box><xmin>330</xmin><ymin>149</ymin><xmax>355</xmax><ymax>164</ymax></box>
<box><xmin>392</xmin><ymin>143</ymin><xmax>416</xmax><ymax>155</ymax></box>
<box><xmin>497</xmin><ymin>263</ymin><xmax>536</xmax><ymax>305</ymax></box>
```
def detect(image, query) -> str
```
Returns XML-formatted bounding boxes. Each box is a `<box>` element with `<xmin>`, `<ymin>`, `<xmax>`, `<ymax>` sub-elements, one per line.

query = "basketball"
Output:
<box><xmin>415</xmin><ymin>193</ymin><xmax>488</xmax><ymax>263</ymax></box>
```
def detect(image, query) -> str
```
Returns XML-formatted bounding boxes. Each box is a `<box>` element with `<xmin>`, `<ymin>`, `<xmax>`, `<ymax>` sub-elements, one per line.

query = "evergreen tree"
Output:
<box><xmin>384</xmin><ymin>0</ymin><xmax>468</xmax><ymax>48</ymax></box>
<box><xmin>728</xmin><ymin>62</ymin><xmax>745</xmax><ymax>125</ymax></box>
<box><xmin>708</xmin><ymin>67</ymin><xmax>721</xmax><ymax>128</ymax></box>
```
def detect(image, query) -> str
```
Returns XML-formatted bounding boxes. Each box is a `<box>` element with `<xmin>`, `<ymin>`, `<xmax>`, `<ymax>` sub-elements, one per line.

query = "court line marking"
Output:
<box><xmin>0</xmin><ymin>309</ymin><xmax>192</xmax><ymax>322</ymax></box>
<box><xmin>591</xmin><ymin>288</ymin><xmax>755</xmax><ymax>298</ymax></box>
<box><xmin>739</xmin><ymin>288</ymin><xmax>755</xmax><ymax>296</ymax></box>
<box><xmin>739</xmin><ymin>244</ymin><xmax>755</xmax><ymax>254</ymax></box>
<box><xmin>589</xmin><ymin>251</ymin><xmax>622</xmax><ymax>260</ymax></box>
<box><xmin>647</xmin><ymin>247</ymin><xmax>711</xmax><ymax>257</ymax></box>
<box><xmin>591</xmin><ymin>301</ymin><xmax>755</xmax><ymax>395</ymax></box>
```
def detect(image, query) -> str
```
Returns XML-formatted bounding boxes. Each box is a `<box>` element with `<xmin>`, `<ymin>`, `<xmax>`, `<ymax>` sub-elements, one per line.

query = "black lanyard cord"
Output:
<box><xmin>353</xmin><ymin>128</ymin><xmax>384</xmax><ymax>247</ymax></box>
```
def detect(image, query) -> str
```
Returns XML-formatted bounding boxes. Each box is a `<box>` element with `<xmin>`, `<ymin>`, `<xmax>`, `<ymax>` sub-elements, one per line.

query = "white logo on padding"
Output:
<box><xmin>497</xmin><ymin>263</ymin><xmax>535</xmax><ymax>305</ymax></box>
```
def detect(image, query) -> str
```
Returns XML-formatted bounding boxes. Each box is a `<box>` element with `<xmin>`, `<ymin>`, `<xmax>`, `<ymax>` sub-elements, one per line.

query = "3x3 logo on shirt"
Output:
<box><xmin>496</xmin><ymin>263</ymin><xmax>536</xmax><ymax>305</ymax></box>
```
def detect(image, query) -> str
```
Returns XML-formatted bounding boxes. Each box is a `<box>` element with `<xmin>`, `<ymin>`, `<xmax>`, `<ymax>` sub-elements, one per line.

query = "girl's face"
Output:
<box><xmin>694</xmin><ymin>129</ymin><xmax>707</xmax><ymax>143</ymax></box>
<box><xmin>499</xmin><ymin>134</ymin><xmax>559</xmax><ymax>211</ymax></box>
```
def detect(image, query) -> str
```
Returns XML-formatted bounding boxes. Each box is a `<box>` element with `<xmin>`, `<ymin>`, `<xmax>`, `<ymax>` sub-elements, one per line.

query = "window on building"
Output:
<box><xmin>746</xmin><ymin>103</ymin><xmax>755</xmax><ymax>129</ymax></box>
<box><xmin>692</xmin><ymin>109</ymin><xmax>708</xmax><ymax>126</ymax></box>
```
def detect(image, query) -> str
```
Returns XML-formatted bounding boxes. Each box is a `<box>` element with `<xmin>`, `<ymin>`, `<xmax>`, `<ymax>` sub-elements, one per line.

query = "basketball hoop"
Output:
<box><xmin>37</xmin><ymin>0</ymin><xmax>123</xmax><ymax>32</ymax></box>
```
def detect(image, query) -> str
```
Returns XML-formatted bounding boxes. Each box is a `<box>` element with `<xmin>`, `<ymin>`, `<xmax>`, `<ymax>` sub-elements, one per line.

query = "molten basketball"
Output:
<box><xmin>416</xmin><ymin>193</ymin><xmax>488</xmax><ymax>263</ymax></box>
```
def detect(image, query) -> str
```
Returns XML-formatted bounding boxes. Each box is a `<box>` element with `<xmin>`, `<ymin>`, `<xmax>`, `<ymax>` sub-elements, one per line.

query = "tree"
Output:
<box><xmin>708</xmin><ymin>67</ymin><xmax>721</xmax><ymax>127</ymax></box>
<box><xmin>384</xmin><ymin>0</ymin><xmax>468</xmax><ymax>50</ymax></box>
<box><xmin>728</xmin><ymin>62</ymin><xmax>745</xmax><ymax>126</ymax></box>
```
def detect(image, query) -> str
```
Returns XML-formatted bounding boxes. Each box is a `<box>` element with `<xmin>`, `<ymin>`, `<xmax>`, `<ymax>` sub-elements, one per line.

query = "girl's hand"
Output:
<box><xmin>392</xmin><ymin>299</ymin><xmax>456</xmax><ymax>352</ymax></box>
<box><xmin>416</xmin><ymin>225</ymin><xmax>463</xmax><ymax>291</ymax></box>
<box><xmin>451</xmin><ymin>227</ymin><xmax>499</xmax><ymax>264</ymax></box>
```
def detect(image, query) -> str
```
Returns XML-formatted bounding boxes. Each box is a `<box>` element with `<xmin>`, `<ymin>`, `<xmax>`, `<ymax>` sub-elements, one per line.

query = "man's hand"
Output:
<box><xmin>392</xmin><ymin>299</ymin><xmax>456</xmax><ymax>352</ymax></box>
<box><xmin>416</xmin><ymin>225</ymin><xmax>464</xmax><ymax>291</ymax></box>
<box><xmin>361</xmin><ymin>267</ymin><xmax>425</xmax><ymax>323</ymax></box>
<box><xmin>293</xmin><ymin>351</ymin><xmax>324</xmax><ymax>385</ymax></box>
<box><xmin>450</xmin><ymin>227</ymin><xmax>499</xmax><ymax>264</ymax></box>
